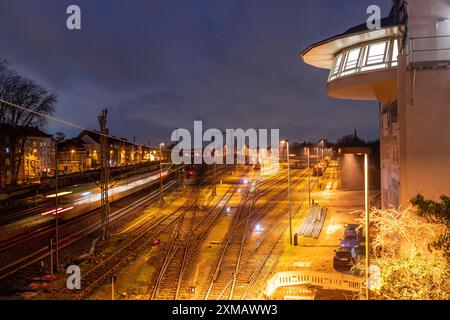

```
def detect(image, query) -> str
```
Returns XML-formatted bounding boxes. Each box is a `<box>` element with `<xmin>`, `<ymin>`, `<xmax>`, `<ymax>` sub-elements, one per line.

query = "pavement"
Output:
<box><xmin>267</xmin><ymin>161</ymin><xmax>379</xmax><ymax>300</ymax></box>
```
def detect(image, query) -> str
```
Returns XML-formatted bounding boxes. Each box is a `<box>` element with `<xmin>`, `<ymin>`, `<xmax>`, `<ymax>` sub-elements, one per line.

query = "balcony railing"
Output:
<box><xmin>328</xmin><ymin>37</ymin><xmax>400</xmax><ymax>83</ymax></box>
<box><xmin>408</xmin><ymin>35</ymin><xmax>450</xmax><ymax>69</ymax></box>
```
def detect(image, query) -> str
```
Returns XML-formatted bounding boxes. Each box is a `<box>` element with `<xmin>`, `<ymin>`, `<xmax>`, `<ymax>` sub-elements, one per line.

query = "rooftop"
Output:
<box><xmin>300</xmin><ymin>1</ymin><xmax>407</xmax><ymax>69</ymax></box>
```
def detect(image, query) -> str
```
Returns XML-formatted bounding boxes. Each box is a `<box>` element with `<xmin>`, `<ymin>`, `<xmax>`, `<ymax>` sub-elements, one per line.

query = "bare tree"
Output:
<box><xmin>0</xmin><ymin>59</ymin><xmax>56</xmax><ymax>185</ymax></box>
<box><xmin>354</xmin><ymin>206</ymin><xmax>449</xmax><ymax>300</ymax></box>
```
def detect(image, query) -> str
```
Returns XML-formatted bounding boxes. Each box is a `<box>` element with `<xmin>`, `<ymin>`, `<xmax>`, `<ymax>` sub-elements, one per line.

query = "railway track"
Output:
<box><xmin>47</xmin><ymin>166</ymin><xmax>238</xmax><ymax>300</ymax></box>
<box><xmin>202</xmin><ymin>168</ymin><xmax>313</xmax><ymax>300</ymax></box>
<box><xmin>203</xmin><ymin>185</ymin><xmax>254</xmax><ymax>300</ymax></box>
<box><xmin>149</xmin><ymin>186</ymin><xmax>236</xmax><ymax>300</ymax></box>
<box><xmin>50</xmin><ymin>194</ymin><xmax>187</xmax><ymax>300</ymax></box>
<box><xmin>0</xmin><ymin>181</ymin><xmax>177</xmax><ymax>282</ymax></box>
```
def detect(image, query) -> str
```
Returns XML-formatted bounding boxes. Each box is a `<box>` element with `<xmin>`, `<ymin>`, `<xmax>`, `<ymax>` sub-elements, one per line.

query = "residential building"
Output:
<box><xmin>56</xmin><ymin>138</ymin><xmax>90</xmax><ymax>174</ymax></box>
<box><xmin>0</xmin><ymin>125</ymin><xmax>54</xmax><ymax>186</ymax></box>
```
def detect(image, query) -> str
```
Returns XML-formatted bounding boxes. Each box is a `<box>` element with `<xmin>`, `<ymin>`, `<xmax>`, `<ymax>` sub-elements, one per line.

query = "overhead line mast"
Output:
<box><xmin>98</xmin><ymin>109</ymin><xmax>111</xmax><ymax>240</ymax></box>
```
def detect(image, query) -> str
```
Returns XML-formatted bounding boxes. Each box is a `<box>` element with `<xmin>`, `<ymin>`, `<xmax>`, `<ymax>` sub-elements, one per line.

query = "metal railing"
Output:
<box><xmin>264</xmin><ymin>270</ymin><xmax>363</xmax><ymax>298</ymax></box>
<box><xmin>408</xmin><ymin>35</ymin><xmax>450</xmax><ymax>68</ymax></box>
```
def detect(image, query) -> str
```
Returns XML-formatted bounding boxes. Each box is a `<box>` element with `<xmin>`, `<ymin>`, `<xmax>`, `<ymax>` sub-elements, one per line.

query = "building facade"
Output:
<box><xmin>301</xmin><ymin>0</ymin><xmax>450</xmax><ymax>208</ymax></box>
<box><xmin>0</xmin><ymin>125</ymin><xmax>54</xmax><ymax>186</ymax></box>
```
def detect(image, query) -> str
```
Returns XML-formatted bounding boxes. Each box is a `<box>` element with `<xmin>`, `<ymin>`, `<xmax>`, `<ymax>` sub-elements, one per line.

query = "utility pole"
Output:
<box><xmin>54</xmin><ymin>138</ymin><xmax>62</xmax><ymax>273</ymax></box>
<box><xmin>98</xmin><ymin>109</ymin><xmax>111</xmax><ymax>240</ymax></box>
<box><xmin>159</xmin><ymin>143</ymin><xmax>165</xmax><ymax>206</ymax></box>
<box><xmin>212</xmin><ymin>149</ymin><xmax>217</xmax><ymax>197</ymax></box>
<box><xmin>364</xmin><ymin>153</ymin><xmax>370</xmax><ymax>300</ymax></box>
<box><xmin>282</xmin><ymin>140</ymin><xmax>293</xmax><ymax>246</ymax></box>
<box><xmin>54</xmin><ymin>144</ymin><xmax>59</xmax><ymax>273</ymax></box>
<box><xmin>306</xmin><ymin>147</ymin><xmax>311</xmax><ymax>206</ymax></box>
<box><xmin>316</xmin><ymin>147</ymin><xmax>319</xmax><ymax>180</ymax></box>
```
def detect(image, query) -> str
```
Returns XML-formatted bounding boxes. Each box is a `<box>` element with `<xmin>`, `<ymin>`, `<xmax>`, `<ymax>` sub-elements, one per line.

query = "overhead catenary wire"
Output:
<box><xmin>0</xmin><ymin>98</ymin><xmax>168</xmax><ymax>150</ymax></box>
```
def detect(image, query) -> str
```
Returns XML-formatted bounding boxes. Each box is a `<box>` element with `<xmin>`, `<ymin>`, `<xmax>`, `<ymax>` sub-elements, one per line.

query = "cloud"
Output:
<box><xmin>0</xmin><ymin>0</ymin><xmax>390</xmax><ymax>143</ymax></box>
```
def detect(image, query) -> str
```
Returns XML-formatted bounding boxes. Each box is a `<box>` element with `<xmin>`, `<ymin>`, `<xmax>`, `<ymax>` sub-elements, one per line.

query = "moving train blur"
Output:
<box><xmin>0</xmin><ymin>169</ymin><xmax>172</xmax><ymax>227</ymax></box>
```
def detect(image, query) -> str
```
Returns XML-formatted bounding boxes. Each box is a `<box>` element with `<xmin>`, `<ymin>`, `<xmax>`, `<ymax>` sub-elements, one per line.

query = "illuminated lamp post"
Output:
<box><xmin>338</xmin><ymin>146</ymin><xmax>371</xmax><ymax>300</ymax></box>
<box><xmin>281</xmin><ymin>140</ymin><xmax>292</xmax><ymax>245</ymax></box>
<box><xmin>159</xmin><ymin>143</ymin><xmax>165</xmax><ymax>206</ymax></box>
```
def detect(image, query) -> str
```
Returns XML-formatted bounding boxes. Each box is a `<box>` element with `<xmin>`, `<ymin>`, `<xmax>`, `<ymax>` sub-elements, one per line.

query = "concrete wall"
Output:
<box><xmin>380</xmin><ymin>101</ymin><xmax>401</xmax><ymax>208</ymax></box>
<box><xmin>408</xmin><ymin>0</ymin><xmax>450</xmax><ymax>38</ymax></box>
<box><xmin>407</xmin><ymin>0</ymin><xmax>450</xmax><ymax>63</ymax></box>
<box><xmin>398</xmin><ymin>55</ymin><xmax>450</xmax><ymax>203</ymax></box>
<box><xmin>338</xmin><ymin>154</ymin><xmax>380</xmax><ymax>191</ymax></box>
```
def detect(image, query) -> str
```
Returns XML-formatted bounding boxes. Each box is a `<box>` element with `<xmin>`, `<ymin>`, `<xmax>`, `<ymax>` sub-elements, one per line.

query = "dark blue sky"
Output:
<box><xmin>0</xmin><ymin>0</ymin><xmax>391</xmax><ymax>144</ymax></box>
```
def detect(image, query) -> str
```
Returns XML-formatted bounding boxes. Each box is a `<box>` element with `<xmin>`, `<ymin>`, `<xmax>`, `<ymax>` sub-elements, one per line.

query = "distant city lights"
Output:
<box><xmin>41</xmin><ymin>206</ymin><xmax>74</xmax><ymax>216</ymax></box>
<box><xmin>46</xmin><ymin>191</ymin><xmax>73</xmax><ymax>198</ymax></box>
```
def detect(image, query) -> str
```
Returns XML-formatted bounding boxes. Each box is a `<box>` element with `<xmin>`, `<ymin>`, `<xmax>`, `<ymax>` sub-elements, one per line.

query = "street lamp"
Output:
<box><xmin>363</xmin><ymin>152</ymin><xmax>369</xmax><ymax>300</ymax></box>
<box><xmin>282</xmin><ymin>140</ymin><xmax>293</xmax><ymax>246</ymax></box>
<box><xmin>316</xmin><ymin>147</ymin><xmax>320</xmax><ymax>180</ymax></box>
<box><xmin>338</xmin><ymin>147</ymin><xmax>371</xmax><ymax>300</ymax></box>
<box><xmin>159</xmin><ymin>143</ymin><xmax>165</xmax><ymax>206</ymax></box>
<box><xmin>305</xmin><ymin>147</ymin><xmax>311</xmax><ymax>206</ymax></box>
<box><xmin>321</xmin><ymin>140</ymin><xmax>325</xmax><ymax>161</ymax></box>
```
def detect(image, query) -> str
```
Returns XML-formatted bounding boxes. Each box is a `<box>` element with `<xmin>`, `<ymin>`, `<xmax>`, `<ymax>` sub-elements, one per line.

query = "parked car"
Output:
<box><xmin>333</xmin><ymin>247</ymin><xmax>358</xmax><ymax>270</ymax></box>
<box><xmin>340</xmin><ymin>230</ymin><xmax>360</xmax><ymax>248</ymax></box>
<box><xmin>345</xmin><ymin>224</ymin><xmax>359</xmax><ymax>231</ymax></box>
<box><xmin>345</xmin><ymin>224</ymin><xmax>365</xmax><ymax>242</ymax></box>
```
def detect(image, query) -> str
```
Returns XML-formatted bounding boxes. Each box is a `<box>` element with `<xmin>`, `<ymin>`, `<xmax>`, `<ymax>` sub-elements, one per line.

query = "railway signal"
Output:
<box><xmin>153</xmin><ymin>239</ymin><xmax>161</xmax><ymax>248</ymax></box>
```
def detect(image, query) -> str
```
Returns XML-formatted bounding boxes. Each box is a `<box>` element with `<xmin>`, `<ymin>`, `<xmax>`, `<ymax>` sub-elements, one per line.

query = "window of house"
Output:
<box><xmin>341</xmin><ymin>48</ymin><xmax>361</xmax><ymax>76</ymax></box>
<box><xmin>329</xmin><ymin>53</ymin><xmax>343</xmax><ymax>81</ymax></box>
<box><xmin>328</xmin><ymin>38</ymin><xmax>400</xmax><ymax>82</ymax></box>
<box><xmin>367</xmin><ymin>42</ymin><xmax>388</xmax><ymax>65</ymax></box>
<box><xmin>360</xmin><ymin>41</ymin><xmax>388</xmax><ymax>72</ymax></box>
<box><xmin>391</xmin><ymin>39</ymin><xmax>399</xmax><ymax>66</ymax></box>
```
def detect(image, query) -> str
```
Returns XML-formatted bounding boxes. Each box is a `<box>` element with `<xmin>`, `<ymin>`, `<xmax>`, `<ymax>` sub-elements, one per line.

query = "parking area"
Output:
<box><xmin>268</xmin><ymin>188</ymin><xmax>377</xmax><ymax>300</ymax></box>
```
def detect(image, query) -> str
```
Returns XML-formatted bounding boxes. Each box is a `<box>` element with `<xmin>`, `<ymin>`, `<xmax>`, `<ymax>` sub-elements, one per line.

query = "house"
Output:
<box><xmin>0</xmin><ymin>124</ymin><xmax>54</xmax><ymax>186</ymax></box>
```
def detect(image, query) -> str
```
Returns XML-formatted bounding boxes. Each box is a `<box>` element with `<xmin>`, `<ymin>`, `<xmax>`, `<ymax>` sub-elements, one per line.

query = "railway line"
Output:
<box><xmin>202</xmin><ymin>168</ymin><xmax>316</xmax><ymax>300</ymax></box>
<box><xmin>149</xmin><ymin>185</ymin><xmax>236</xmax><ymax>300</ymax></box>
<box><xmin>0</xmin><ymin>181</ymin><xmax>177</xmax><ymax>282</ymax></box>
<box><xmin>48</xmin><ymin>166</ymin><xmax>239</xmax><ymax>300</ymax></box>
<box><xmin>1</xmin><ymin>164</ymin><xmax>324</xmax><ymax>300</ymax></box>
<box><xmin>50</xmin><ymin>193</ymin><xmax>187</xmax><ymax>300</ymax></box>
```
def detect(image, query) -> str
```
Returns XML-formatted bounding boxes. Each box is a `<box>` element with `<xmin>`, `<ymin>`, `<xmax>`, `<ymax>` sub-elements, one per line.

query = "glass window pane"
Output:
<box><xmin>361</xmin><ymin>64</ymin><xmax>386</xmax><ymax>72</ymax></box>
<box><xmin>344</xmin><ymin>48</ymin><xmax>360</xmax><ymax>70</ymax></box>
<box><xmin>392</xmin><ymin>39</ymin><xmax>399</xmax><ymax>62</ymax></box>
<box><xmin>329</xmin><ymin>53</ymin><xmax>343</xmax><ymax>81</ymax></box>
<box><xmin>333</xmin><ymin>54</ymin><xmax>342</xmax><ymax>73</ymax></box>
<box><xmin>331</xmin><ymin>54</ymin><xmax>342</xmax><ymax>75</ymax></box>
<box><xmin>367</xmin><ymin>42</ymin><xmax>387</xmax><ymax>65</ymax></box>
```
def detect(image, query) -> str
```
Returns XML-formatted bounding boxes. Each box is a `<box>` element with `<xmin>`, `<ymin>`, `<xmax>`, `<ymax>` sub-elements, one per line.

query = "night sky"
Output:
<box><xmin>0</xmin><ymin>0</ymin><xmax>390</xmax><ymax>145</ymax></box>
